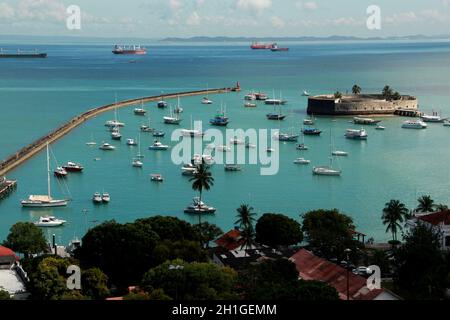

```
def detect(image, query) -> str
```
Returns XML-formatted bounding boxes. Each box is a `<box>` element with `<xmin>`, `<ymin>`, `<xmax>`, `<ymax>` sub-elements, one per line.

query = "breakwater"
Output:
<box><xmin>0</xmin><ymin>87</ymin><xmax>233</xmax><ymax>177</ymax></box>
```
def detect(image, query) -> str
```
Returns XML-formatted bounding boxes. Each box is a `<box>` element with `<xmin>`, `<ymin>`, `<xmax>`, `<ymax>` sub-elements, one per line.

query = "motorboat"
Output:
<box><xmin>216</xmin><ymin>145</ymin><xmax>231</xmax><ymax>152</ymax></box>
<box><xmin>99</xmin><ymin>142</ymin><xmax>115</xmax><ymax>150</ymax></box>
<box><xmin>157</xmin><ymin>100</ymin><xmax>168</xmax><ymax>108</ymax></box>
<box><xmin>401</xmin><ymin>120</ymin><xmax>427</xmax><ymax>129</ymax></box>
<box><xmin>201</xmin><ymin>97</ymin><xmax>213</xmax><ymax>105</ymax></box>
<box><xmin>181</xmin><ymin>129</ymin><xmax>204</xmax><ymax>138</ymax></box>
<box><xmin>102</xmin><ymin>192</ymin><xmax>110</xmax><ymax>203</ymax></box>
<box><xmin>149</xmin><ymin>140</ymin><xmax>169</xmax><ymax>150</ymax></box>
<box><xmin>266</xmin><ymin>148</ymin><xmax>276</xmax><ymax>153</ymax></box>
<box><xmin>443</xmin><ymin>120</ymin><xmax>450</xmax><ymax>127</ymax></box>
<box><xmin>181</xmin><ymin>164</ymin><xmax>198</xmax><ymax>176</ymax></box>
<box><xmin>375</xmin><ymin>125</ymin><xmax>386</xmax><ymax>130</ymax></box>
<box><xmin>54</xmin><ymin>167</ymin><xmax>68</xmax><ymax>178</ymax></box>
<box><xmin>313</xmin><ymin>166</ymin><xmax>342</xmax><ymax>176</ymax></box>
<box><xmin>150</xmin><ymin>174</ymin><xmax>164</xmax><ymax>182</ymax></box>
<box><xmin>34</xmin><ymin>216</ymin><xmax>66</xmax><ymax>227</ymax></box>
<box><xmin>126</xmin><ymin>138</ymin><xmax>138</xmax><ymax>146</ymax></box>
<box><xmin>421</xmin><ymin>114</ymin><xmax>446</xmax><ymax>123</ymax></box>
<box><xmin>244</xmin><ymin>93</ymin><xmax>256</xmax><ymax>101</ymax></box>
<box><xmin>245</xmin><ymin>142</ymin><xmax>256</xmax><ymax>149</ymax></box>
<box><xmin>244</xmin><ymin>102</ymin><xmax>257</xmax><ymax>108</ymax></box>
<box><xmin>111</xmin><ymin>127</ymin><xmax>122</xmax><ymax>140</ymax></box>
<box><xmin>332</xmin><ymin>150</ymin><xmax>348</xmax><ymax>156</ymax></box>
<box><xmin>184</xmin><ymin>197</ymin><xmax>216</xmax><ymax>214</ymax></box>
<box><xmin>296</xmin><ymin>143</ymin><xmax>309</xmax><ymax>150</ymax></box>
<box><xmin>105</xmin><ymin>120</ymin><xmax>125</xmax><ymax>128</ymax></box>
<box><xmin>301</xmin><ymin>90</ymin><xmax>310</xmax><ymax>97</ymax></box>
<box><xmin>192</xmin><ymin>154</ymin><xmax>214</xmax><ymax>165</ymax></box>
<box><xmin>132</xmin><ymin>158</ymin><xmax>143</xmax><ymax>167</ymax></box>
<box><xmin>21</xmin><ymin>143</ymin><xmax>68</xmax><ymax>208</ymax></box>
<box><xmin>92</xmin><ymin>192</ymin><xmax>102</xmax><ymax>204</ymax></box>
<box><xmin>224</xmin><ymin>164</ymin><xmax>242</xmax><ymax>171</ymax></box>
<box><xmin>274</xmin><ymin>132</ymin><xmax>299</xmax><ymax>142</ymax></box>
<box><xmin>303</xmin><ymin>118</ymin><xmax>314</xmax><ymax>125</ymax></box>
<box><xmin>302</xmin><ymin>128</ymin><xmax>322</xmax><ymax>136</ymax></box>
<box><xmin>255</xmin><ymin>93</ymin><xmax>268</xmax><ymax>101</ymax></box>
<box><xmin>293</xmin><ymin>158</ymin><xmax>310</xmax><ymax>165</ymax></box>
<box><xmin>134</xmin><ymin>100</ymin><xmax>147</xmax><ymax>115</ymax></box>
<box><xmin>345</xmin><ymin>128</ymin><xmax>368</xmax><ymax>140</ymax></box>
<box><xmin>353</xmin><ymin>117</ymin><xmax>381</xmax><ymax>125</ymax></box>
<box><xmin>153</xmin><ymin>131</ymin><xmax>165</xmax><ymax>137</ymax></box>
<box><xmin>265</xmin><ymin>98</ymin><xmax>287</xmax><ymax>105</ymax></box>
<box><xmin>266</xmin><ymin>113</ymin><xmax>286</xmax><ymax>120</ymax></box>
<box><xmin>62</xmin><ymin>161</ymin><xmax>84</xmax><ymax>172</ymax></box>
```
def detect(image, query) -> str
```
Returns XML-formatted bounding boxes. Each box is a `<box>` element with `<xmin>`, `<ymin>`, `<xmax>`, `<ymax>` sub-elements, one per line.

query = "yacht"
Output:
<box><xmin>181</xmin><ymin>129</ymin><xmax>204</xmax><ymax>138</ymax></box>
<box><xmin>345</xmin><ymin>128</ymin><xmax>368</xmax><ymax>140</ymax></box>
<box><xmin>164</xmin><ymin>106</ymin><xmax>182</xmax><ymax>125</ymax></box>
<box><xmin>303</xmin><ymin>118</ymin><xmax>314</xmax><ymax>125</ymax></box>
<box><xmin>150</xmin><ymin>174</ymin><xmax>164</xmax><ymax>182</ymax></box>
<box><xmin>301</xmin><ymin>90</ymin><xmax>310</xmax><ymax>97</ymax></box>
<box><xmin>245</xmin><ymin>142</ymin><xmax>257</xmax><ymax>149</ymax></box>
<box><xmin>421</xmin><ymin>114</ymin><xmax>446</xmax><ymax>123</ymax></box>
<box><xmin>244</xmin><ymin>102</ymin><xmax>257</xmax><ymax>108</ymax></box>
<box><xmin>375</xmin><ymin>125</ymin><xmax>386</xmax><ymax>130</ymax></box>
<box><xmin>297</xmin><ymin>143</ymin><xmax>309</xmax><ymax>150</ymax></box>
<box><xmin>313</xmin><ymin>165</ymin><xmax>342</xmax><ymax>176</ymax></box>
<box><xmin>294</xmin><ymin>158</ymin><xmax>310</xmax><ymax>165</ymax></box>
<box><xmin>332</xmin><ymin>150</ymin><xmax>348</xmax><ymax>156</ymax></box>
<box><xmin>266</xmin><ymin>113</ymin><xmax>286</xmax><ymax>120</ymax></box>
<box><xmin>157</xmin><ymin>99</ymin><xmax>168</xmax><ymax>108</ymax></box>
<box><xmin>266</xmin><ymin>148</ymin><xmax>276</xmax><ymax>153</ymax></box>
<box><xmin>402</xmin><ymin>120</ymin><xmax>427</xmax><ymax>129</ymax></box>
<box><xmin>34</xmin><ymin>216</ymin><xmax>66</xmax><ymax>227</ymax></box>
<box><xmin>192</xmin><ymin>154</ymin><xmax>214</xmax><ymax>165</ymax></box>
<box><xmin>244</xmin><ymin>93</ymin><xmax>257</xmax><ymax>101</ymax></box>
<box><xmin>54</xmin><ymin>167</ymin><xmax>68</xmax><ymax>178</ymax></box>
<box><xmin>353</xmin><ymin>117</ymin><xmax>381</xmax><ymax>125</ymax></box>
<box><xmin>92</xmin><ymin>192</ymin><xmax>102</xmax><ymax>204</ymax></box>
<box><xmin>153</xmin><ymin>131</ymin><xmax>165</xmax><ymax>137</ymax></box>
<box><xmin>21</xmin><ymin>143</ymin><xmax>68</xmax><ymax>208</ymax></box>
<box><xmin>102</xmin><ymin>192</ymin><xmax>110</xmax><ymax>203</ymax></box>
<box><xmin>224</xmin><ymin>164</ymin><xmax>242</xmax><ymax>171</ymax></box>
<box><xmin>134</xmin><ymin>100</ymin><xmax>147</xmax><ymax>115</ymax></box>
<box><xmin>302</xmin><ymin>128</ymin><xmax>322</xmax><ymax>136</ymax></box>
<box><xmin>181</xmin><ymin>164</ymin><xmax>198</xmax><ymax>176</ymax></box>
<box><xmin>443</xmin><ymin>120</ymin><xmax>450</xmax><ymax>127</ymax></box>
<box><xmin>105</xmin><ymin>120</ymin><xmax>125</xmax><ymax>128</ymax></box>
<box><xmin>126</xmin><ymin>138</ymin><xmax>138</xmax><ymax>146</ymax></box>
<box><xmin>99</xmin><ymin>142</ymin><xmax>115</xmax><ymax>150</ymax></box>
<box><xmin>140</xmin><ymin>124</ymin><xmax>155</xmax><ymax>132</ymax></box>
<box><xmin>149</xmin><ymin>140</ymin><xmax>169</xmax><ymax>150</ymax></box>
<box><xmin>255</xmin><ymin>93</ymin><xmax>268</xmax><ymax>101</ymax></box>
<box><xmin>62</xmin><ymin>162</ymin><xmax>84</xmax><ymax>172</ymax></box>
<box><xmin>132</xmin><ymin>158</ymin><xmax>143</xmax><ymax>168</ymax></box>
<box><xmin>274</xmin><ymin>132</ymin><xmax>299</xmax><ymax>142</ymax></box>
<box><xmin>111</xmin><ymin>127</ymin><xmax>122</xmax><ymax>140</ymax></box>
<box><xmin>184</xmin><ymin>197</ymin><xmax>216</xmax><ymax>214</ymax></box>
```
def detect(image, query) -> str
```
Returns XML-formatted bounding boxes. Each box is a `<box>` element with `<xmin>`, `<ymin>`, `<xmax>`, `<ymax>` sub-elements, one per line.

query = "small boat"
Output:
<box><xmin>332</xmin><ymin>150</ymin><xmax>348</xmax><ymax>156</ymax></box>
<box><xmin>192</xmin><ymin>154</ymin><xmax>214</xmax><ymax>165</ymax></box>
<box><xmin>443</xmin><ymin>120</ymin><xmax>450</xmax><ymax>127</ymax></box>
<box><xmin>164</xmin><ymin>105</ymin><xmax>182</xmax><ymax>125</ymax></box>
<box><xmin>245</xmin><ymin>142</ymin><xmax>256</xmax><ymax>149</ymax></box>
<box><xmin>111</xmin><ymin>127</ymin><xmax>122</xmax><ymax>140</ymax></box>
<box><xmin>126</xmin><ymin>138</ymin><xmax>138</xmax><ymax>146</ymax></box>
<box><xmin>293</xmin><ymin>158</ymin><xmax>310</xmax><ymax>165</ymax></box>
<box><xmin>102</xmin><ymin>192</ymin><xmax>110</xmax><ymax>203</ymax></box>
<box><xmin>297</xmin><ymin>143</ymin><xmax>309</xmax><ymax>150</ymax></box>
<box><xmin>157</xmin><ymin>99</ymin><xmax>168</xmax><ymax>108</ymax></box>
<box><xmin>134</xmin><ymin>100</ymin><xmax>147</xmax><ymax>115</ymax></box>
<box><xmin>99</xmin><ymin>142</ymin><xmax>115</xmax><ymax>150</ymax></box>
<box><xmin>181</xmin><ymin>129</ymin><xmax>204</xmax><ymax>138</ymax></box>
<box><xmin>302</xmin><ymin>128</ymin><xmax>322</xmax><ymax>136</ymax></box>
<box><xmin>402</xmin><ymin>120</ymin><xmax>427</xmax><ymax>129</ymax></box>
<box><xmin>216</xmin><ymin>145</ymin><xmax>231</xmax><ymax>152</ymax></box>
<box><xmin>105</xmin><ymin>120</ymin><xmax>125</xmax><ymax>128</ymax></box>
<box><xmin>34</xmin><ymin>216</ymin><xmax>66</xmax><ymax>227</ymax></box>
<box><xmin>181</xmin><ymin>164</ymin><xmax>198</xmax><ymax>176</ymax></box>
<box><xmin>345</xmin><ymin>128</ymin><xmax>368</xmax><ymax>140</ymax></box>
<box><xmin>224</xmin><ymin>164</ymin><xmax>242</xmax><ymax>171</ymax></box>
<box><xmin>266</xmin><ymin>113</ymin><xmax>286</xmax><ymax>120</ymax></box>
<box><xmin>86</xmin><ymin>141</ymin><xmax>97</xmax><ymax>146</ymax></box>
<box><xmin>62</xmin><ymin>162</ymin><xmax>84</xmax><ymax>172</ymax></box>
<box><xmin>274</xmin><ymin>132</ymin><xmax>299</xmax><ymax>142</ymax></box>
<box><xmin>54</xmin><ymin>167</ymin><xmax>68</xmax><ymax>178</ymax></box>
<box><xmin>270</xmin><ymin>44</ymin><xmax>289</xmax><ymax>52</ymax></box>
<box><xmin>149</xmin><ymin>140</ymin><xmax>169</xmax><ymax>150</ymax></box>
<box><xmin>140</xmin><ymin>124</ymin><xmax>155</xmax><ymax>132</ymax></box>
<box><xmin>230</xmin><ymin>137</ymin><xmax>244</xmax><ymax>145</ymax></box>
<box><xmin>265</xmin><ymin>98</ymin><xmax>287</xmax><ymax>105</ymax></box>
<box><xmin>210</xmin><ymin>116</ymin><xmax>229</xmax><ymax>126</ymax></box>
<box><xmin>313</xmin><ymin>166</ymin><xmax>341</xmax><ymax>176</ymax></box>
<box><xmin>301</xmin><ymin>90</ymin><xmax>310</xmax><ymax>97</ymax></box>
<box><xmin>244</xmin><ymin>102</ymin><xmax>257</xmax><ymax>108</ymax></box>
<box><xmin>201</xmin><ymin>97</ymin><xmax>213</xmax><ymax>105</ymax></box>
<box><xmin>184</xmin><ymin>197</ymin><xmax>216</xmax><ymax>214</ymax></box>
<box><xmin>266</xmin><ymin>148</ymin><xmax>275</xmax><ymax>153</ymax></box>
<box><xmin>255</xmin><ymin>93</ymin><xmax>268</xmax><ymax>101</ymax></box>
<box><xmin>132</xmin><ymin>158</ymin><xmax>143</xmax><ymax>167</ymax></box>
<box><xmin>150</xmin><ymin>174</ymin><xmax>164</xmax><ymax>182</ymax></box>
<box><xmin>353</xmin><ymin>117</ymin><xmax>381</xmax><ymax>125</ymax></box>
<box><xmin>303</xmin><ymin>118</ymin><xmax>314</xmax><ymax>125</ymax></box>
<box><xmin>244</xmin><ymin>93</ymin><xmax>256</xmax><ymax>101</ymax></box>
<box><xmin>153</xmin><ymin>131</ymin><xmax>165</xmax><ymax>137</ymax></box>
<box><xmin>92</xmin><ymin>192</ymin><xmax>102</xmax><ymax>204</ymax></box>
<box><xmin>375</xmin><ymin>125</ymin><xmax>386</xmax><ymax>130</ymax></box>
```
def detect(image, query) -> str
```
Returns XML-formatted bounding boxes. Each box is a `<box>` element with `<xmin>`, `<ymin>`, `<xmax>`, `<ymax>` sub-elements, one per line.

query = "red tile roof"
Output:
<box><xmin>0</xmin><ymin>245</ymin><xmax>19</xmax><ymax>260</ymax></box>
<box><xmin>215</xmin><ymin>229</ymin><xmax>244</xmax><ymax>251</ymax></box>
<box><xmin>290</xmin><ymin>249</ymin><xmax>383</xmax><ymax>300</ymax></box>
<box><xmin>417</xmin><ymin>210</ymin><xmax>450</xmax><ymax>226</ymax></box>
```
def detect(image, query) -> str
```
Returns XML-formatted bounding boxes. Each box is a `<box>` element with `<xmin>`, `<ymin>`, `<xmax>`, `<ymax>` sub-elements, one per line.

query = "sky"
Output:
<box><xmin>0</xmin><ymin>0</ymin><xmax>450</xmax><ymax>39</ymax></box>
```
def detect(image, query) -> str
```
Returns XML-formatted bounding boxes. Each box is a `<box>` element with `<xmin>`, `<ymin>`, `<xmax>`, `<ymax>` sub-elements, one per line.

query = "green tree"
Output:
<box><xmin>0</xmin><ymin>290</ymin><xmax>11</xmax><ymax>300</ymax></box>
<box><xmin>82</xmin><ymin>267</ymin><xmax>110</xmax><ymax>300</ymax></box>
<box><xmin>435</xmin><ymin>203</ymin><xmax>449</xmax><ymax>212</ymax></box>
<box><xmin>382</xmin><ymin>85</ymin><xmax>394</xmax><ymax>99</ymax></box>
<box><xmin>135</xmin><ymin>216</ymin><xmax>202</xmax><ymax>242</ymax></box>
<box><xmin>142</xmin><ymin>259</ymin><xmax>238</xmax><ymax>300</ymax></box>
<box><xmin>392</xmin><ymin>91</ymin><xmax>401</xmax><ymax>100</ymax></box>
<box><xmin>334</xmin><ymin>91</ymin><xmax>342</xmax><ymax>99</ymax></box>
<box><xmin>193</xmin><ymin>222</ymin><xmax>223</xmax><ymax>248</ymax></box>
<box><xmin>416</xmin><ymin>195</ymin><xmax>435</xmax><ymax>213</ymax></box>
<box><xmin>3</xmin><ymin>222</ymin><xmax>47</xmax><ymax>258</ymax></box>
<box><xmin>382</xmin><ymin>200</ymin><xmax>409</xmax><ymax>243</ymax></box>
<box><xmin>301</xmin><ymin>209</ymin><xmax>358</xmax><ymax>259</ymax></box>
<box><xmin>235</xmin><ymin>204</ymin><xmax>257</xmax><ymax>231</ymax></box>
<box><xmin>255</xmin><ymin>213</ymin><xmax>303</xmax><ymax>247</ymax></box>
<box><xmin>394</xmin><ymin>224</ymin><xmax>447</xmax><ymax>299</ymax></box>
<box><xmin>189</xmin><ymin>160</ymin><xmax>215</xmax><ymax>226</ymax></box>
<box><xmin>352</xmin><ymin>84</ymin><xmax>361</xmax><ymax>95</ymax></box>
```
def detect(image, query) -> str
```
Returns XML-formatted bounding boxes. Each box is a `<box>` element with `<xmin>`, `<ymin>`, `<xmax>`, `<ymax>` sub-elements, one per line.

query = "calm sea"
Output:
<box><xmin>1</xmin><ymin>40</ymin><xmax>450</xmax><ymax>245</ymax></box>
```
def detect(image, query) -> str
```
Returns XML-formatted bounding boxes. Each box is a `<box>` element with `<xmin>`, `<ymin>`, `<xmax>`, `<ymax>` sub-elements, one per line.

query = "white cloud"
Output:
<box><xmin>186</xmin><ymin>11</ymin><xmax>201</xmax><ymax>26</ymax></box>
<box><xmin>0</xmin><ymin>3</ymin><xmax>15</xmax><ymax>18</ymax></box>
<box><xmin>270</xmin><ymin>16</ymin><xmax>285</xmax><ymax>28</ymax></box>
<box><xmin>385</xmin><ymin>12</ymin><xmax>417</xmax><ymax>25</ymax></box>
<box><xmin>296</xmin><ymin>1</ymin><xmax>318</xmax><ymax>11</ymax></box>
<box><xmin>236</xmin><ymin>0</ymin><xmax>272</xmax><ymax>12</ymax></box>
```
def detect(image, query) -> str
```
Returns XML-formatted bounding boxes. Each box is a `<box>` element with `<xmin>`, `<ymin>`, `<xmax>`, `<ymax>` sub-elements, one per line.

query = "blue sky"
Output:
<box><xmin>0</xmin><ymin>0</ymin><xmax>450</xmax><ymax>38</ymax></box>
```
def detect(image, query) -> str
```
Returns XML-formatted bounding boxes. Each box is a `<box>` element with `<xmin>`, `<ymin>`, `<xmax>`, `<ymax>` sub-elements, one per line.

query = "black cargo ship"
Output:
<box><xmin>0</xmin><ymin>49</ymin><xmax>47</xmax><ymax>58</ymax></box>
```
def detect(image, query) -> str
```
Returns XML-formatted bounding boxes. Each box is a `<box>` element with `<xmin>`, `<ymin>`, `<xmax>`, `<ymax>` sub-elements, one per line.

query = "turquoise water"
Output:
<box><xmin>1</xmin><ymin>41</ymin><xmax>450</xmax><ymax>245</ymax></box>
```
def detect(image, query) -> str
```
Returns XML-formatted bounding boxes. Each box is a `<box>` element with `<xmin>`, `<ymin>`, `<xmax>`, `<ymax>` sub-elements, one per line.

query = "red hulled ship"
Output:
<box><xmin>112</xmin><ymin>45</ymin><xmax>147</xmax><ymax>55</ymax></box>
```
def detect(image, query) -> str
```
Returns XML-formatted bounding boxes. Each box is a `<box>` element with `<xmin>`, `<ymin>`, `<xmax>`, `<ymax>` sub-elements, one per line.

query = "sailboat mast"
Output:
<box><xmin>46</xmin><ymin>143</ymin><xmax>51</xmax><ymax>198</ymax></box>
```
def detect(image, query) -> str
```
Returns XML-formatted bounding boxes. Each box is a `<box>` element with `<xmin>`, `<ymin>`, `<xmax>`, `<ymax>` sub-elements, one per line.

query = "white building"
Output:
<box><xmin>406</xmin><ymin>210</ymin><xmax>450</xmax><ymax>250</ymax></box>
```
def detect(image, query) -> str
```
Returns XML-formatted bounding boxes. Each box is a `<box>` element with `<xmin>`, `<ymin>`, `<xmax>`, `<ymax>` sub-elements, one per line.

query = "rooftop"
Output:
<box><xmin>417</xmin><ymin>210</ymin><xmax>450</xmax><ymax>226</ymax></box>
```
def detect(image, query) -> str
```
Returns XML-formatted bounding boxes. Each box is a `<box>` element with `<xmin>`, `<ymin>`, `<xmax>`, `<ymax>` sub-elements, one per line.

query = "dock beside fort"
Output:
<box><xmin>0</xmin><ymin>86</ymin><xmax>238</xmax><ymax>192</ymax></box>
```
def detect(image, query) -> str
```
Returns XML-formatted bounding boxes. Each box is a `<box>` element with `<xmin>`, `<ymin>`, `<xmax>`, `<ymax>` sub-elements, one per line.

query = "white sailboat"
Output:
<box><xmin>21</xmin><ymin>143</ymin><xmax>69</xmax><ymax>207</ymax></box>
<box><xmin>164</xmin><ymin>105</ymin><xmax>182</xmax><ymax>124</ymax></box>
<box><xmin>86</xmin><ymin>133</ymin><xmax>96</xmax><ymax>146</ymax></box>
<box><xmin>313</xmin><ymin>132</ymin><xmax>342</xmax><ymax>176</ymax></box>
<box><xmin>134</xmin><ymin>99</ymin><xmax>147</xmax><ymax>115</ymax></box>
<box><xmin>201</xmin><ymin>84</ymin><xmax>213</xmax><ymax>104</ymax></box>
<box><xmin>136</xmin><ymin>132</ymin><xmax>144</xmax><ymax>159</ymax></box>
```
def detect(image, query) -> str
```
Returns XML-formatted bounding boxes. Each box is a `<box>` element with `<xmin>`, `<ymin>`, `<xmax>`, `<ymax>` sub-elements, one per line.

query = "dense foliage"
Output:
<box><xmin>3</xmin><ymin>222</ymin><xmax>47</xmax><ymax>258</ymax></box>
<box><xmin>255</xmin><ymin>213</ymin><xmax>303</xmax><ymax>246</ymax></box>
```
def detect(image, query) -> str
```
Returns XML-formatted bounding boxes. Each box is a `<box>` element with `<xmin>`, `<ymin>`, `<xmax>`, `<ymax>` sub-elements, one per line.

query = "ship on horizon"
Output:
<box><xmin>0</xmin><ymin>48</ymin><xmax>47</xmax><ymax>58</ymax></box>
<box><xmin>112</xmin><ymin>45</ymin><xmax>147</xmax><ymax>55</ymax></box>
<box><xmin>250</xmin><ymin>42</ymin><xmax>276</xmax><ymax>50</ymax></box>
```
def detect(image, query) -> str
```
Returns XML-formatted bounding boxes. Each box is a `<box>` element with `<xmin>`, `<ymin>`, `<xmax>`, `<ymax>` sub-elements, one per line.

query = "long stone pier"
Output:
<box><xmin>0</xmin><ymin>87</ymin><xmax>234</xmax><ymax>177</ymax></box>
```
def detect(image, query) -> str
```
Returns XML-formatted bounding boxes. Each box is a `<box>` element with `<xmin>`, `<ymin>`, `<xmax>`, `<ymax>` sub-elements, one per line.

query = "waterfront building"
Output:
<box><xmin>0</xmin><ymin>246</ymin><xmax>29</xmax><ymax>299</ymax></box>
<box><xmin>406</xmin><ymin>210</ymin><xmax>450</xmax><ymax>250</ymax></box>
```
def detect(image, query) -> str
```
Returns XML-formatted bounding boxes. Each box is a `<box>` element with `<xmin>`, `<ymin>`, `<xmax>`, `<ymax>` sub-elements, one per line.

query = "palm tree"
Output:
<box><xmin>240</xmin><ymin>225</ymin><xmax>255</xmax><ymax>257</ymax></box>
<box><xmin>189</xmin><ymin>160</ymin><xmax>214</xmax><ymax>226</ymax></box>
<box><xmin>435</xmin><ymin>204</ymin><xmax>448</xmax><ymax>212</ymax></box>
<box><xmin>382</xmin><ymin>85</ymin><xmax>393</xmax><ymax>99</ymax></box>
<box><xmin>382</xmin><ymin>199</ymin><xmax>409</xmax><ymax>242</ymax></box>
<box><xmin>352</xmin><ymin>84</ymin><xmax>361</xmax><ymax>95</ymax></box>
<box><xmin>235</xmin><ymin>204</ymin><xmax>257</xmax><ymax>231</ymax></box>
<box><xmin>416</xmin><ymin>195</ymin><xmax>435</xmax><ymax>213</ymax></box>
<box><xmin>334</xmin><ymin>91</ymin><xmax>343</xmax><ymax>99</ymax></box>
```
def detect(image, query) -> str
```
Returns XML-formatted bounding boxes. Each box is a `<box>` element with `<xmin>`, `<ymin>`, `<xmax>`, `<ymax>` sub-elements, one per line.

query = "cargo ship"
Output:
<box><xmin>250</xmin><ymin>42</ymin><xmax>276</xmax><ymax>50</ymax></box>
<box><xmin>112</xmin><ymin>45</ymin><xmax>147</xmax><ymax>55</ymax></box>
<box><xmin>0</xmin><ymin>48</ymin><xmax>47</xmax><ymax>58</ymax></box>
<box><xmin>270</xmin><ymin>44</ymin><xmax>289</xmax><ymax>52</ymax></box>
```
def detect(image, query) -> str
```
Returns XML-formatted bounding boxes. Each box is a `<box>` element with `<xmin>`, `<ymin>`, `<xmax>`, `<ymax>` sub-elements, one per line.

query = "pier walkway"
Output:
<box><xmin>0</xmin><ymin>87</ymin><xmax>234</xmax><ymax>178</ymax></box>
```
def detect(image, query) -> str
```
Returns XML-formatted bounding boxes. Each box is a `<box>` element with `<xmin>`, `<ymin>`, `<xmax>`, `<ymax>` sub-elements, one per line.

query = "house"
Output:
<box><xmin>0</xmin><ymin>245</ymin><xmax>29</xmax><ymax>299</ymax></box>
<box><xmin>407</xmin><ymin>210</ymin><xmax>450</xmax><ymax>250</ymax></box>
<box><xmin>211</xmin><ymin>229</ymin><xmax>297</xmax><ymax>270</ymax></box>
<box><xmin>289</xmin><ymin>249</ymin><xmax>400</xmax><ymax>300</ymax></box>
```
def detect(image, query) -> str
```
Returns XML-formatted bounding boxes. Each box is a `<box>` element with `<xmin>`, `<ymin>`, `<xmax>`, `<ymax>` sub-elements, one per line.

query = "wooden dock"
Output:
<box><xmin>0</xmin><ymin>86</ymin><xmax>235</xmax><ymax>177</ymax></box>
<box><xmin>0</xmin><ymin>179</ymin><xmax>17</xmax><ymax>200</ymax></box>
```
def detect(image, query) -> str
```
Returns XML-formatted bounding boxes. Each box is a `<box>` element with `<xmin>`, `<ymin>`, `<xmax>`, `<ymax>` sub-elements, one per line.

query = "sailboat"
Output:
<box><xmin>266</xmin><ymin>104</ymin><xmax>286</xmax><ymax>120</ymax></box>
<box><xmin>140</xmin><ymin>116</ymin><xmax>154</xmax><ymax>132</ymax></box>
<box><xmin>136</xmin><ymin>133</ymin><xmax>144</xmax><ymax>159</ymax></box>
<box><xmin>201</xmin><ymin>84</ymin><xmax>213</xmax><ymax>104</ymax></box>
<box><xmin>297</xmin><ymin>127</ymin><xmax>309</xmax><ymax>150</ymax></box>
<box><xmin>134</xmin><ymin>99</ymin><xmax>147</xmax><ymax>115</ymax></box>
<box><xmin>313</xmin><ymin>132</ymin><xmax>342</xmax><ymax>176</ymax></box>
<box><xmin>21</xmin><ymin>143</ymin><xmax>69</xmax><ymax>207</ymax></box>
<box><xmin>164</xmin><ymin>105</ymin><xmax>182</xmax><ymax>124</ymax></box>
<box><xmin>105</xmin><ymin>95</ymin><xmax>125</xmax><ymax>127</ymax></box>
<box><xmin>86</xmin><ymin>133</ymin><xmax>96</xmax><ymax>146</ymax></box>
<box><xmin>174</xmin><ymin>96</ymin><xmax>184</xmax><ymax>113</ymax></box>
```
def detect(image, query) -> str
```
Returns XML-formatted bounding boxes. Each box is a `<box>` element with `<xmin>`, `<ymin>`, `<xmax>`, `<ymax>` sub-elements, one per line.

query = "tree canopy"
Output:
<box><xmin>3</xmin><ymin>222</ymin><xmax>47</xmax><ymax>258</ymax></box>
<box><xmin>255</xmin><ymin>213</ymin><xmax>303</xmax><ymax>247</ymax></box>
